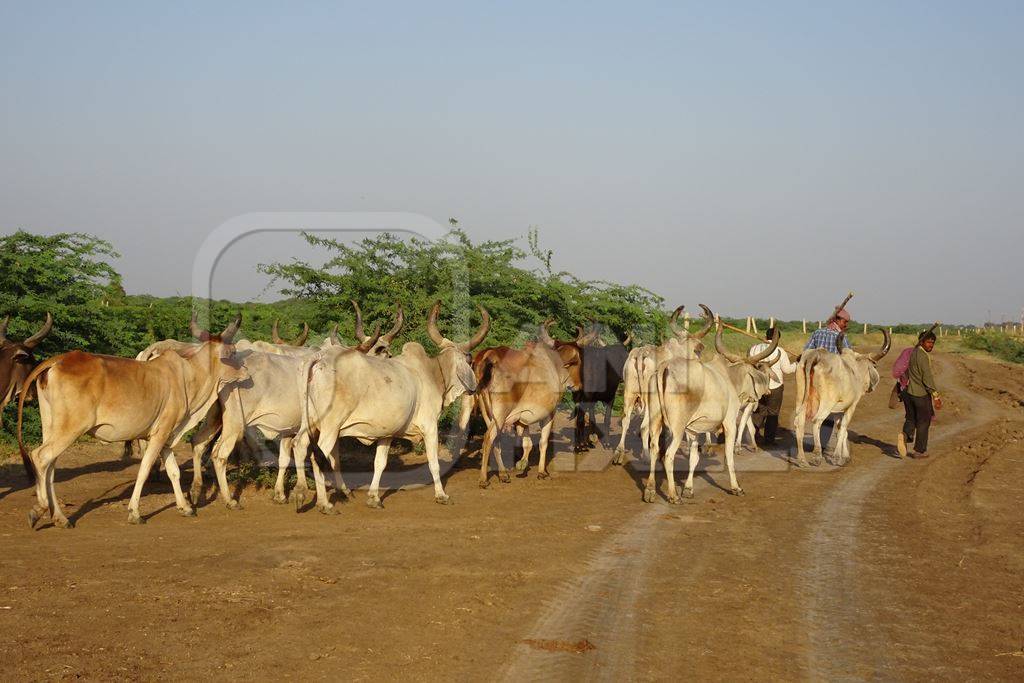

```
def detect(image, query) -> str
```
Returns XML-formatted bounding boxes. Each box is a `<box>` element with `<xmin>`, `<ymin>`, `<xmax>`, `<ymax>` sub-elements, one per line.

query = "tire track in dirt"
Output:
<box><xmin>800</xmin><ymin>356</ymin><xmax>1001</xmax><ymax>680</ymax></box>
<box><xmin>498</xmin><ymin>501</ymin><xmax>665</xmax><ymax>682</ymax></box>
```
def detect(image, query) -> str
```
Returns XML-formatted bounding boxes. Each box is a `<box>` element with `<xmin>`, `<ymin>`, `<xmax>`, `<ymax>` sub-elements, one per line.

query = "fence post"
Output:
<box><xmin>751</xmin><ymin>317</ymin><xmax>759</xmax><ymax>335</ymax></box>
<box><xmin>863</xmin><ymin>322</ymin><xmax>868</xmax><ymax>335</ymax></box>
<box><xmin>802</xmin><ymin>319</ymin><xmax>807</xmax><ymax>333</ymax></box>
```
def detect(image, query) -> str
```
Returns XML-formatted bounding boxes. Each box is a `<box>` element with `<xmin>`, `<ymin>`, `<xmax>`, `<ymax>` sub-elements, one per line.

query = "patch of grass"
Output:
<box><xmin>962</xmin><ymin>332</ymin><xmax>1024</xmax><ymax>364</ymax></box>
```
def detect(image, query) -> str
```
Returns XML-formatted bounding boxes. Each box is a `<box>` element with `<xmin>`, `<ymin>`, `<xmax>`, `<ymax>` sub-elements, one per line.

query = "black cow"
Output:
<box><xmin>0</xmin><ymin>313</ymin><xmax>53</xmax><ymax>414</ymax></box>
<box><xmin>571</xmin><ymin>330</ymin><xmax>628</xmax><ymax>452</ymax></box>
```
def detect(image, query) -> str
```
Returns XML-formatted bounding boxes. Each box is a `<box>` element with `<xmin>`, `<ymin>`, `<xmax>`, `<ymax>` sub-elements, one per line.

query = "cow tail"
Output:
<box><xmin>298</xmin><ymin>352</ymin><xmax>323</xmax><ymax>440</ymax></box>
<box><xmin>457</xmin><ymin>393</ymin><xmax>476</xmax><ymax>431</ymax></box>
<box><xmin>803</xmin><ymin>357</ymin><xmax>820</xmax><ymax>421</ymax></box>
<box><xmin>17</xmin><ymin>356</ymin><xmax>62</xmax><ymax>483</ymax></box>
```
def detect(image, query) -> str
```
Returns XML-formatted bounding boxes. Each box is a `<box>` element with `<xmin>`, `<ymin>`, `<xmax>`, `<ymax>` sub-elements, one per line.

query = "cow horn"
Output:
<box><xmin>582</xmin><ymin>323</ymin><xmax>601</xmax><ymax>346</ymax></box>
<box><xmin>351</xmin><ymin>300</ymin><xmax>367</xmax><ymax>342</ymax></box>
<box><xmin>271</xmin><ymin>320</ymin><xmax>286</xmax><ymax>345</ymax></box>
<box><xmin>539</xmin><ymin>318</ymin><xmax>556</xmax><ymax>348</ymax></box>
<box><xmin>668</xmin><ymin>305</ymin><xmax>685</xmax><ymax>336</ymax></box>
<box><xmin>189</xmin><ymin>311</ymin><xmax>210</xmax><ymax>341</ymax></box>
<box><xmin>355</xmin><ymin>323</ymin><xmax>382</xmax><ymax>353</ymax></box>
<box><xmin>292</xmin><ymin>323</ymin><xmax>310</xmax><ymax>347</ymax></box>
<box><xmin>622</xmin><ymin>331</ymin><xmax>633</xmax><ymax>346</ymax></box>
<box><xmin>574</xmin><ymin>324</ymin><xmax>586</xmax><ymax>344</ymax></box>
<box><xmin>714</xmin><ymin>321</ymin><xmax>744</xmax><ymax>363</ymax></box>
<box><xmin>693</xmin><ymin>305</ymin><xmax>714</xmax><ymax>339</ymax></box>
<box><xmin>221</xmin><ymin>313</ymin><xmax>242</xmax><ymax>344</ymax></box>
<box><xmin>426</xmin><ymin>301</ymin><xmax>447</xmax><ymax>347</ymax></box>
<box><xmin>458</xmin><ymin>305</ymin><xmax>491</xmax><ymax>353</ymax></box>
<box><xmin>381</xmin><ymin>304</ymin><xmax>404</xmax><ymax>345</ymax></box>
<box><xmin>868</xmin><ymin>327</ymin><xmax>891</xmax><ymax>363</ymax></box>
<box><xmin>23</xmin><ymin>312</ymin><xmax>53</xmax><ymax>349</ymax></box>
<box><xmin>329</xmin><ymin>323</ymin><xmax>339</xmax><ymax>346</ymax></box>
<box><xmin>0</xmin><ymin>315</ymin><xmax>8</xmax><ymax>343</ymax></box>
<box><xmin>747</xmin><ymin>328</ymin><xmax>779</xmax><ymax>365</ymax></box>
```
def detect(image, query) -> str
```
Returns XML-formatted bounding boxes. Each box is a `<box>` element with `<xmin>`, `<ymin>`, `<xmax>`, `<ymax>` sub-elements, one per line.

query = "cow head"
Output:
<box><xmin>188</xmin><ymin>311</ymin><xmax>250</xmax><ymax>386</ymax></box>
<box><xmin>427</xmin><ymin>301</ymin><xmax>490</xmax><ymax>406</ymax></box>
<box><xmin>352</xmin><ymin>301</ymin><xmax>404</xmax><ymax>357</ymax></box>
<box><xmin>0</xmin><ymin>313</ymin><xmax>53</xmax><ymax>407</ymax></box>
<box><xmin>835</xmin><ymin>328</ymin><xmax>891</xmax><ymax>394</ymax></box>
<box><xmin>667</xmin><ymin>304</ymin><xmax>713</xmax><ymax>358</ymax></box>
<box><xmin>271</xmin><ymin>320</ymin><xmax>310</xmax><ymax>346</ymax></box>
<box><xmin>539</xmin><ymin>319</ymin><xmax>583</xmax><ymax>391</ymax></box>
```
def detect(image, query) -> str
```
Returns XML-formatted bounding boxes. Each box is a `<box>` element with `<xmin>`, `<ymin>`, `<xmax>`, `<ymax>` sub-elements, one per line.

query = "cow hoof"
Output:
<box><xmin>642</xmin><ymin>488</ymin><xmax>657</xmax><ymax>504</ymax></box>
<box><xmin>667</xmin><ymin>495</ymin><xmax>683</xmax><ymax>505</ymax></box>
<box><xmin>499</xmin><ymin>472</ymin><xmax>511</xmax><ymax>484</ymax></box>
<box><xmin>127</xmin><ymin>511</ymin><xmax>145</xmax><ymax>525</ymax></box>
<box><xmin>292</xmin><ymin>490</ymin><xmax>308</xmax><ymax>509</ymax></box>
<box><xmin>366</xmin><ymin>497</ymin><xmax>383</xmax><ymax>510</ymax></box>
<box><xmin>189</xmin><ymin>488</ymin><xmax>202</xmax><ymax>503</ymax></box>
<box><xmin>271</xmin><ymin>493</ymin><xmax>287</xmax><ymax>505</ymax></box>
<box><xmin>537</xmin><ymin>471</ymin><xmax>550</xmax><ymax>480</ymax></box>
<box><xmin>514</xmin><ymin>459</ymin><xmax>528</xmax><ymax>473</ymax></box>
<box><xmin>339</xmin><ymin>487</ymin><xmax>352</xmax><ymax>498</ymax></box>
<box><xmin>612</xmin><ymin>451</ymin><xmax>624</xmax><ymax>466</ymax></box>
<box><xmin>317</xmin><ymin>504</ymin><xmax>338</xmax><ymax>516</ymax></box>
<box><xmin>27</xmin><ymin>506</ymin><xmax>44</xmax><ymax>529</ymax></box>
<box><xmin>730</xmin><ymin>487</ymin><xmax>745</xmax><ymax>497</ymax></box>
<box><xmin>435</xmin><ymin>495</ymin><xmax>452</xmax><ymax>505</ymax></box>
<box><xmin>682</xmin><ymin>487</ymin><xmax>694</xmax><ymax>499</ymax></box>
<box><xmin>226</xmin><ymin>500</ymin><xmax>241</xmax><ymax>511</ymax></box>
<box><xmin>54</xmin><ymin>517</ymin><xmax>75</xmax><ymax>529</ymax></box>
<box><xmin>178</xmin><ymin>507</ymin><xmax>197</xmax><ymax>517</ymax></box>
<box><xmin>478</xmin><ymin>480</ymin><xmax>490</xmax><ymax>489</ymax></box>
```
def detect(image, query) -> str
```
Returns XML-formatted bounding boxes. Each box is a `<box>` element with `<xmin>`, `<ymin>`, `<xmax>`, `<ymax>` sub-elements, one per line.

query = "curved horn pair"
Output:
<box><xmin>0</xmin><ymin>313</ymin><xmax>53</xmax><ymax>349</ymax></box>
<box><xmin>355</xmin><ymin>323</ymin><xmax>382</xmax><ymax>353</ymax></box>
<box><xmin>427</xmin><ymin>301</ymin><xmax>490</xmax><ymax>352</ymax></box>
<box><xmin>271</xmin><ymin>320</ymin><xmax>310</xmax><ymax>346</ymax></box>
<box><xmin>352</xmin><ymin>301</ymin><xmax>404</xmax><ymax>344</ymax></box>
<box><xmin>190</xmin><ymin>311</ymin><xmax>241</xmax><ymax>343</ymax></box>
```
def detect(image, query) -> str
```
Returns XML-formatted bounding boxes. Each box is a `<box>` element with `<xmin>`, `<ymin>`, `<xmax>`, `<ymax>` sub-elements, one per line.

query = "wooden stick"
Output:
<box><xmin>831</xmin><ymin>291</ymin><xmax>854</xmax><ymax>321</ymax></box>
<box><xmin>719</xmin><ymin>321</ymin><xmax>803</xmax><ymax>357</ymax></box>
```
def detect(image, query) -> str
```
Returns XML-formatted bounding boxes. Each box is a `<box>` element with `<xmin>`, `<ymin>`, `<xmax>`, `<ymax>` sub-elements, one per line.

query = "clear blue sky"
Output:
<box><xmin>2</xmin><ymin>1</ymin><xmax>1021</xmax><ymax>324</ymax></box>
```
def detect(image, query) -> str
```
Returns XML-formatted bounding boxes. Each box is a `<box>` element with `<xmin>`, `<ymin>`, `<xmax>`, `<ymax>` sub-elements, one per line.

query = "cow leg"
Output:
<box><xmin>792</xmin><ymin>409</ymin><xmax>810</xmax><ymax>468</ymax></box>
<box><xmin>613</xmin><ymin>398</ymin><xmax>634</xmax><ymax>463</ymax></box>
<box><xmin>366</xmin><ymin>438</ymin><xmax>392</xmax><ymax>509</ymax></box>
<box><xmin>479</xmin><ymin>420</ymin><xmax>498</xmax><ymax>488</ymax></box>
<box><xmin>643</xmin><ymin>412</ymin><xmax>661</xmax><ymax>503</ymax></box>
<box><xmin>162</xmin><ymin>448</ymin><xmax>195</xmax><ymax>517</ymax></box>
<box><xmin>682</xmin><ymin>438</ymin><xmax>700</xmax><ymax>498</ymax></box>
<box><xmin>601</xmin><ymin>401</ymin><xmax>613</xmax><ymax>447</ymax></box>
<box><xmin>189</xmin><ymin>419</ymin><xmax>221</xmax><ymax>505</ymax></box>
<box><xmin>737</xmin><ymin>404</ymin><xmax>756</xmax><ymax>451</ymax></box>
<box><xmin>809</xmin><ymin>414</ymin><xmax>826</xmax><ymax>467</ymax></box>
<box><xmin>493</xmin><ymin>428</ymin><xmax>512</xmax><ymax>484</ymax></box>
<box><xmin>424</xmin><ymin>430</ymin><xmax>450</xmax><ymax>504</ymax></box>
<box><xmin>722</xmin><ymin>419</ymin><xmax>744</xmax><ymax>495</ymax></box>
<box><xmin>127</xmin><ymin>436</ymin><xmax>170</xmax><ymax>524</ymax></box>
<box><xmin>573</xmin><ymin>405</ymin><xmax>586</xmax><ymax>452</ymax></box>
<box><xmin>272</xmin><ymin>437</ymin><xmax>292</xmax><ymax>504</ymax></box>
<box><xmin>536</xmin><ymin>417</ymin><xmax>554</xmax><ymax>479</ymax></box>
<box><xmin>663</xmin><ymin>432</ymin><xmax>684</xmax><ymax>503</ymax></box>
<box><xmin>208</xmin><ymin>431</ymin><xmax>241</xmax><ymax>510</ymax></box>
<box><xmin>588</xmin><ymin>404</ymin><xmax>599</xmax><ymax>445</ymax></box>
<box><xmin>329</xmin><ymin>440</ymin><xmax>351</xmax><ymax>498</ymax></box>
<box><xmin>514</xmin><ymin>425</ymin><xmax>533</xmax><ymax>473</ymax></box>
<box><xmin>290</xmin><ymin>430</ymin><xmax>312</xmax><ymax>509</ymax></box>
<box><xmin>309</xmin><ymin>431</ymin><xmax>340</xmax><ymax>514</ymax></box>
<box><xmin>834</xmin><ymin>408</ymin><xmax>855</xmax><ymax>466</ymax></box>
<box><xmin>27</xmin><ymin>432</ymin><xmax>76</xmax><ymax>529</ymax></box>
<box><xmin>745</xmin><ymin>408</ymin><xmax>758</xmax><ymax>449</ymax></box>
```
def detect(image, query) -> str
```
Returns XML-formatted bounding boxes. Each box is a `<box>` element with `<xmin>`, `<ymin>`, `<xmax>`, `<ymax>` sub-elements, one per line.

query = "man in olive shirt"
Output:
<box><xmin>897</xmin><ymin>331</ymin><xmax>941</xmax><ymax>459</ymax></box>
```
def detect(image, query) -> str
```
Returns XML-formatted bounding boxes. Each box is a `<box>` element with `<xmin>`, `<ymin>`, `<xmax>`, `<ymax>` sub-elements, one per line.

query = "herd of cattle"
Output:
<box><xmin>0</xmin><ymin>302</ymin><xmax>891</xmax><ymax>529</ymax></box>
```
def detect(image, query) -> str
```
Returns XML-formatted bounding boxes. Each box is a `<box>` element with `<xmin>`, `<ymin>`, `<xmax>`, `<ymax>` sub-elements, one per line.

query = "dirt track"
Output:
<box><xmin>0</xmin><ymin>351</ymin><xmax>1022</xmax><ymax>680</ymax></box>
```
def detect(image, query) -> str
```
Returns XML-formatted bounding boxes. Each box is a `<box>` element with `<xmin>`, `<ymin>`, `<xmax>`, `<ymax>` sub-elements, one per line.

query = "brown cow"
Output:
<box><xmin>18</xmin><ymin>313</ymin><xmax>249</xmax><ymax>528</ymax></box>
<box><xmin>0</xmin><ymin>313</ymin><xmax>53</xmax><ymax>415</ymax></box>
<box><xmin>461</xmin><ymin>320</ymin><xmax>582</xmax><ymax>486</ymax></box>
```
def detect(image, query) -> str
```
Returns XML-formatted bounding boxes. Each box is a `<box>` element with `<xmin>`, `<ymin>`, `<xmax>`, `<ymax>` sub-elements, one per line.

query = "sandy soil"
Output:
<box><xmin>0</xmin><ymin>351</ymin><xmax>1021</xmax><ymax>681</ymax></box>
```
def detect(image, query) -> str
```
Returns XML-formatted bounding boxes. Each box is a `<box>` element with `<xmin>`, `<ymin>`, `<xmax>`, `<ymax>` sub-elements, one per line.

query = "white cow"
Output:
<box><xmin>792</xmin><ymin>329</ymin><xmax>890</xmax><ymax>467</ymax></box>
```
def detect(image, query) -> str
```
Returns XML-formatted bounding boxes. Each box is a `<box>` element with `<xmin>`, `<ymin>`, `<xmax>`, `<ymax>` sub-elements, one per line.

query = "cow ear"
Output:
<box><xmin>456</xmin><ymin>362</ymin><xmax>477</xmax><ymax>392</ymax></box>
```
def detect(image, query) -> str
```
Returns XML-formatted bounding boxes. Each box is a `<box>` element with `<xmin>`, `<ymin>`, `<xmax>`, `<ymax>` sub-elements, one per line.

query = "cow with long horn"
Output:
<box><xmin>0</xmin><ymin>313</ymin><xmax>53</xmax><ymax>416</ymax></box>
<box><xmin>792</xmin><ymin>327</ymin><xmax>891</xmax><ymax>467</ymax></box>
<box><xmin>614</xmin><ymin>304</ymin><xmax>713</xmax><ymax>462</ymax></box>
<box><xmin>710</xmin><ymin>323</ymin><xmax>780</xmax><ymax>450</ymax></box>
<box><xmin>642</xmin><ymin>304</ymin><xmax>746</xmax><ymax>501</ymax></box>
<box><xmin>18</xmin><ymin>312</ymin><xmax>248</xmax><ymax>527</ymax></box>
<box><xmin>297</xmin><ymin>301</ymin><xmax>489</xmax><ymax>512</ymax></box>
<box><xmin>459</xmin><ymin>318</ymin><xmax>582</xmax><ymax>486</ymax></box>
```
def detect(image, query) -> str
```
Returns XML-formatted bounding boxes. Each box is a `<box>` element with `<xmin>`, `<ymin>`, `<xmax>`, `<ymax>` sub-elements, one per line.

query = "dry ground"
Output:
<box><xmin>0</xmin><ymin>351</ymin><xmax>1021</xmax><ymax>680</ymax></box>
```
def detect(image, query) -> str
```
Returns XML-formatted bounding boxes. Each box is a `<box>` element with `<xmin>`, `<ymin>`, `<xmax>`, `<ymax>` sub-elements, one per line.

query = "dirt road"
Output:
<box><xmin>0</xmin><ymin>351</ymin><xmax>1021</xmax><ymax>680</ymax></box>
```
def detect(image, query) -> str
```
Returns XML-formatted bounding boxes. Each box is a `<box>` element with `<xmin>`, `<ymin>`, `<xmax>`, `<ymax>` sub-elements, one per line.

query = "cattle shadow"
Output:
<box><xmin>847</xmin><ymin>430</ymin><xmax>898</xmax><ymax>458</ymax></box>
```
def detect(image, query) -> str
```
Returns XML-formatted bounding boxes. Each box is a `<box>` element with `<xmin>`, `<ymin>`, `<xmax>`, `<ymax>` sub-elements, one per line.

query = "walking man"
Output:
<box><xmin>750</xmin><ymin>327</ymin><xmax>797</xmax><ymax>446</ymax></box>
<box><xmin>897</xmin><ymin>330</ymin><xmax>941</xmax><ymax>459</ymax></box>
<box><xmin>804</xmin><ymin>308</ymin><xmax>854</xmax><ymax>353</ymax></box>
